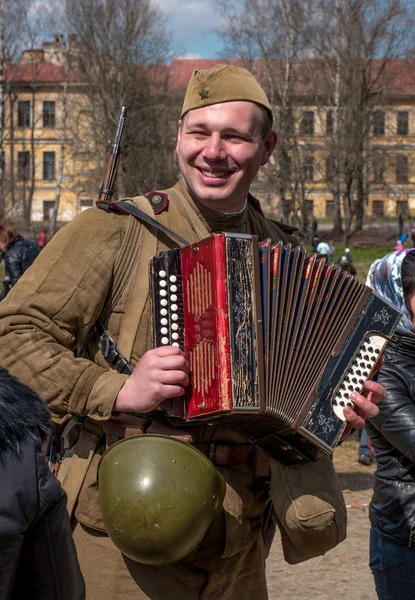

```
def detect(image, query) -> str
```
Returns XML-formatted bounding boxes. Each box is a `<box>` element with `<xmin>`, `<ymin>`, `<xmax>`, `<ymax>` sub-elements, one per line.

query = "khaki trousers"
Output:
<box><xmin>73</xmin><ymin>515</ymin><xmax>269</xmax><ymax>600</ymax></box>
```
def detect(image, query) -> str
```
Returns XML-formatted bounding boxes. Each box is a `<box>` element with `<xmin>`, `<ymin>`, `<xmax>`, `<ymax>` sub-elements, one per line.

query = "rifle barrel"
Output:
<box><xmin>98</xmin><ymin>106</ymin><xmax>128</xmax><ymax>202</ymax></box>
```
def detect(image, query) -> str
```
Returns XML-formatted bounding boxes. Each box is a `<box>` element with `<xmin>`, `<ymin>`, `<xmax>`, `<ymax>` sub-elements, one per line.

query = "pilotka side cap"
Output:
<box><xmin>181</xmin><ymin>64</ymin><xmax>273</xmax><ymax>123</ymax></box>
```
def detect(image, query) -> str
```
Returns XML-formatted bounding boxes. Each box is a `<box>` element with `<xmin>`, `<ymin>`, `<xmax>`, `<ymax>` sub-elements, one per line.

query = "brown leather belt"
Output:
<box><xmin>102</xmin><ymin>416</ymin><xmax>269</xmax><ymax>473</ymax></box>
<box><xmin>194</xmin><ymin>442</ymin><xmax>253</xmax><ymax>466</ymax></box>
<box><xmin>102</xmin><ymin>415</ymin><xmax>149</xmax><ymax>448</ymax></box>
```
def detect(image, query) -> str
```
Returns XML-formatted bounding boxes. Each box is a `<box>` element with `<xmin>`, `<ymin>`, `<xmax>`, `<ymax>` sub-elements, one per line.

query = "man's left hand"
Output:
<box><xmin>340</xmin><ymin>358</ymin><xmax>386</xmax><ymax>441</ymax></box>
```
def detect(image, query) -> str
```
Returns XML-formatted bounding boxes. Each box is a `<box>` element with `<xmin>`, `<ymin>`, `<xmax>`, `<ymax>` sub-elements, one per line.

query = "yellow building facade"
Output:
<box><xmin>295</xmin><ymin>99</ymin><xmax>415</xmax><ymax>218</ymax></box>
<box><xmin>3</xmin><ymin>49</ymin><xmax>415</xmax><ymax>223</ymax></box>
<box><xmin>3</xmin><ymin>41</ymin><xmax>97</xmax><ymax>223</ymax></box>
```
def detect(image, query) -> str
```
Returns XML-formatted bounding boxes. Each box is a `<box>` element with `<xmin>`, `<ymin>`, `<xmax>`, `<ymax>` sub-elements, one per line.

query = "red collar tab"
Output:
<box><xmin>145</xmin><ymin>191</ymin><xmax>169</xmax><ymax>215</ymax></box>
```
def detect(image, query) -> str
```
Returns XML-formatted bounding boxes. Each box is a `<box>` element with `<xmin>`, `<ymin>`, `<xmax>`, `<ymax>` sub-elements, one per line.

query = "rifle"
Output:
<box><xmin>97</xmin><ymin>106</ymin><xmax>128</xmax><ymax>203</ymax></box>
<box><xmin>95</xmin><ymin>106</ymin><xmax>186</xmax><ymax>376</ymax></box>
<box><xmin>94</xmin><ymin>106</ymin><xmax>134</xmax><ymax>375</ymax></box>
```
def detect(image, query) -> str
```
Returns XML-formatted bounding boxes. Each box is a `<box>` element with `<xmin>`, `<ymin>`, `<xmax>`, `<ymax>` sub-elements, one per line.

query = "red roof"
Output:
<box><xmin>5</xmin><ymin>62</ymin><xmax>78</xmax><ymax>83</ymax></box>
<box><xmin>4</xmin><ymin>57</ymin><xmax>415</xmax><ymax>97</ymax></box>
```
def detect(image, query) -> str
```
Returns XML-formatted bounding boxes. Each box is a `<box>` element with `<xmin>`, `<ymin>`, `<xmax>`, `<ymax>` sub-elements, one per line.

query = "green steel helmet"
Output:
<box><xmin>97</xmin><ymin>434</ymin><xmax>226</xmax><ymax>565</ymax></box>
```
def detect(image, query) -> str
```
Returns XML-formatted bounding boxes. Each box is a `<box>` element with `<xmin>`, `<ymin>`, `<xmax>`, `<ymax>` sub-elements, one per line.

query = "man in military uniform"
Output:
<box><xmin>0</xmin><ymin>65</ymin><xmax>384</xmax><ymax>599</ymax></box>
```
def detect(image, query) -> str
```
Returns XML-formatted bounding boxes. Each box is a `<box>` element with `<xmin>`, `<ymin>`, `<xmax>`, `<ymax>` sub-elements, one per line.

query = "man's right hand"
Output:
<box><xmin>114</xmin><ymin>346</ymin><xmax>190</xmax><ymax>413</ymax></box>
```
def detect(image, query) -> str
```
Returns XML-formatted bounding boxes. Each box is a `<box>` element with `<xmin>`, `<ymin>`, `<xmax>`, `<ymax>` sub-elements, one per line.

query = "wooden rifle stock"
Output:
<box><xmin>98</xmin><ymin>106</ymin><xmax>128</xmax><ymax>202</ymax></box>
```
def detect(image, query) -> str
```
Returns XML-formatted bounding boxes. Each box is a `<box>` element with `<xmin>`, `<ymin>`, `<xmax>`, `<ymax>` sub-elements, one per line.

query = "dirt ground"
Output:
<box><xmin>266</xmin><ymin>438</ymin><xmax>377</xmax><ymax>600</ymax></box>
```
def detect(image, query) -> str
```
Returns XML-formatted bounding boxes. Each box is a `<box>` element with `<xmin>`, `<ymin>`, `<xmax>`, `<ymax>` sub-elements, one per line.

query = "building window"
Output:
<box><xmin>17</xmin><ymin>151</ymin><xmax>30</xmax><ymax>180</ymax></box>
<box><xmin>80</xmin><ymin>200</ymin><xmax>93</xmax><ymax>212</ymax></box>
<box><xmin>396</xmin><ymin>200</ymin><xmax>409</xmax><ymax>216</ymax></box>
<box><xmin>43</xmin><ymin>201</ymin><xmax>55</xmax><ymax>221</ymax></box>
<box><xmin>397</xmin><ymin>111</ymin><xmax>409</xmax><ymax>136</ymax></box>
<box><xmin>396</xmin><ymin>155</ymin><xmax>408</xmax><ymax>183</ymax></box>
<box><xmin>18</xmin><ymin>101</ymin><xmax>30</xmax><ymax>128</ymax></box>
<box><xmin>373</xmin><ymin>110</ymin><xmax>385</xmax><ymax>136</ymax></box>
<box><xmin>305</xmin><ymin>200</ymin><xmax>314</xmax><ymax>215</ymax></box>
<box><xmin>325</xmin><ymin>200</ymin><xmax>334</xmax><ymax>217</ymax></box>
<box><xmin>43</xmin><ymin>101</ymin><xmax>56</xmax><ymax>127</ymax></box>
<box><xmin>43</xmin><ymin>152</ymin><xmax>55</xmax><ymax>180</ymax></box>
<box><xmin>372</xmin><ymin>153</ymin><xmax>385</xmax><ymax>184</ymax></box>
<box><xmin>302</xmin><ymin>155</ymin><xmax>314</xmax><ymax>182</ymax></box>
<box><xmin>325</xmin><ymin>156</ymin><xmax>335</xmax><ymax>182</ymax></box>
<box><xmin>372</xmin><ymin>200</ymin><xmax>384</xmax><ymax>216</ymax></box>
<box><xmin>326</xmin><ymin>111</ymin><xmax>334</xmax><ymax>135</ymax></box>
<box><xmin>300</xmin><ymin>111</ymin><xmax>314</xmax><ymax>136</ymax></box>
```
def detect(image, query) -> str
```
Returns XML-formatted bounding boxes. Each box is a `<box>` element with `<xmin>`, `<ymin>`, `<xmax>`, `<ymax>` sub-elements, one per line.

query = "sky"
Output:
<box><xmin>156</xmin><ymin>0</ymin><xmax>229</xmax><ymax>59</ymax></box>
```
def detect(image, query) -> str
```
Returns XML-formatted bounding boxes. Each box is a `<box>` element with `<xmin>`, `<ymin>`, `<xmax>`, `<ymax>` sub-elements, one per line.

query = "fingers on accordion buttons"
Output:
<box><xmin>332</xmin><ymin>334</ymin><xmax>385</xmax><ymax>421</ymax></box>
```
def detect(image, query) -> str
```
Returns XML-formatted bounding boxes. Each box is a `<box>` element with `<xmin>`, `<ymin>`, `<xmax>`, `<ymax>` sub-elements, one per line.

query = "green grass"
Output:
<box><xmin>305</xmin><ymin>243</ymin><xmax>409</xmax><ymax>283</ymax></box>
<box><xmin>335</xmin><ymin>245</ymin><xmax>393</xmax><ymax>283</ymax></box>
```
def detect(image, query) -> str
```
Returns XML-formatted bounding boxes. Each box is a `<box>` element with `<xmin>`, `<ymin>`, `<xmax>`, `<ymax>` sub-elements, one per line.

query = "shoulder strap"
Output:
<box><xmin>97</xmin><ymin>200</ymin><xmax>190</xmax><ymax>246</ymax></box>
<box><xmin>115</xmin><ymin>197</ymin><xmax>160</xmax><ymax>361</ymax></box>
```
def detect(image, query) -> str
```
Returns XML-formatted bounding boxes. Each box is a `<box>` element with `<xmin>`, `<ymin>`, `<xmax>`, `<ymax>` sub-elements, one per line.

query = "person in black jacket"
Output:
<box><xmin>0</xmin><ymin>366</ymin><xmax>85</xmax><ymax>599</ymax></box>
<box><xmin>365</xmin><ymin>249</ymin><xmax>415</xmax><ymax>600</ymax></box>
<box><xmin>0</xmin><ymin>224</ymin><xmax>40</xmax><ymax>300</ymax></box>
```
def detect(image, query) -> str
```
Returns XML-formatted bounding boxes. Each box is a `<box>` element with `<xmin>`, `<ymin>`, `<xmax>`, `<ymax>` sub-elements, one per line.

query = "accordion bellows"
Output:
<box><xmin>150</xmin><ymin>233</ymin><xmax>400</xmax><ymax>466</ymax></box>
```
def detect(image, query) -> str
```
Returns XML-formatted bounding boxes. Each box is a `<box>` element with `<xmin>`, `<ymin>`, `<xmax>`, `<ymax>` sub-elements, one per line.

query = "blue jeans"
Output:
<box><xmin>370</xmin><ymin>527</ymin><xmax>415</xmax><ymax>599</ymax></box>
<box><xmin>358</xmin><ymin>427</ymin><xmax>373</xmax><ymax>457</ymax></box>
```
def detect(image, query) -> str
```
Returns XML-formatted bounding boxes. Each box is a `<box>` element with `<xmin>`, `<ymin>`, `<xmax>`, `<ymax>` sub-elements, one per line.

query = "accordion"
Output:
<box><xmin>149</xmin><ymin>233</ymin><xmax>400</xmax><ymax>466</ymax></box>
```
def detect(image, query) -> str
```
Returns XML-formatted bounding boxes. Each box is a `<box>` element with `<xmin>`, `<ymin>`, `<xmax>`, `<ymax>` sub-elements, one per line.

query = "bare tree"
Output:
<box><xmin>0</xmin><ymin>0</ymin><xmax>5</xmax><ymax>223</ymax></box>
<box><xmin>0</xmin><ymin>0</ymin><xmax>36</xmax><ymax>223</ymax></box>
<box><xmin>216</xmin><ymin>0</ymin><xmax>333</xmax><ymax>240</ymax></box>
<box><xmin>217</xmin><ymin>0</ymin><xmax>415</xmax><ymax>244</ymax></box>
<box><xmin>305</xmin><ymin>0</ymin><xmax>415</xmax><ymax>244</ymax></box>
<box><xmin>65</xmin><ymin>0</ymin><xmax>177</xmax><ymax>199</ymax></box>
<box><xmin>12</xmin><ymin>1</ymin><xmax>47</xmax><ymax>227</ymax></box>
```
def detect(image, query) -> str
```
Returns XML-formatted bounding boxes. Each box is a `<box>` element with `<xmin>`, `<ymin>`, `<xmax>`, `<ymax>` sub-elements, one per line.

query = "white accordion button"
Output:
<box><xmin>171</xmin><ymin>304</ymin><xmax>178</xmax><ymax>312</ymax></box>
<box><xmin>172</xmin><ymin>342</ymin><xmax>180</xmax><ymax>347</ymax></box>
<box><xmin>159</xmin><ymin>289</ymin><xmax>167</xmax><ymax>297</ymax></box>
<box><xmin>170</xmin><ymin>294</ymin><xmax>178</xmax><ymax>302</ymax></box>
<box><xmin>161</xmin><ymin>337</ymin><xmax>169</xmax><ymax>345</ymax></box>
<box><xmin>160</xmin><ymin>327</ymin><xmax>168</xmax><ymax>335</ymax></box>
<box><xmin>171</xmin><ymin>314</ymin><xmax>179</xmax><ymax>322</ymax></box>
<box><xmin>159</xmin><ymin>280</ymin><xmax>167</xmax><ymax>288</ymax></box>
<box><xmin>332</xmin><ymin>334</ymin><xmax>385</xmax><ymax>421</ymax></box>
<box><xmin>158</xmin><ymin>270</ymin><xmax>166</xmax><ymax>278</ymax></box>
<box><xmin>160</xmin><ymin>308</ymin><xmax>168</xmax><ymax>316</ymax></box>
<box><xmin>160</xmin><ymin>318</ymin><xmax>168</xmax><ymax>326</ymax></box>
<box><xmin>172</xmin><ymin>323</ymin><xmax>179</xmax><ymax>331</ymax></box>
<box><xmin>170</xmin><ymin>285</ymin><xmax>178</xmax><ymax>292</ymax></box>
<box><xmin>160</xmin><ymin>299</ymin><xmax>168</xmax><ymax>307</ymax></box>
<box><xmin>172</xmin><ymin>332</ymin><xmax>179</xmax><ymax>341</ymax></box>
<box><xmin>169</xmin><ymin>275</ymin><xmax>177</xmax><ymax>283</ymax></box>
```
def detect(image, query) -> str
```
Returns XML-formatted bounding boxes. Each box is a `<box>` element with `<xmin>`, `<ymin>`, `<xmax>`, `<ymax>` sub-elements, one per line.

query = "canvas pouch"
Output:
<box><xmin>270</xmin><ymin>454</ymin><xmax>347</xmax><ymax>564</ymax></box>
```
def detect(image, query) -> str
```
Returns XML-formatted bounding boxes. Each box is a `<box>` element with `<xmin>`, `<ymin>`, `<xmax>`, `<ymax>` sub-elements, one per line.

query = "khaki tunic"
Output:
<box><xmin>0</xmin><ymin>180</ymin><xmax>298</xmax><ymax>599</ymax></box>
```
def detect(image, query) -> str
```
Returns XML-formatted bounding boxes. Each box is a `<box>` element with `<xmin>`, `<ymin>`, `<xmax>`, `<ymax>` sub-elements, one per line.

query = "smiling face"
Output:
<box><xmin>176</xmin><ymin>101</ymin><xmax>277</xmax><ymax>213</ymax></box>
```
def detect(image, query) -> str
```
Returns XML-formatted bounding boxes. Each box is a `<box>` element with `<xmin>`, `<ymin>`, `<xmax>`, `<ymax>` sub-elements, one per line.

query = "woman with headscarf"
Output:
<box><xmin>365</xmin><ymin>249</ymin><xmax>415</xmax><ymax>599</ymax></box>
